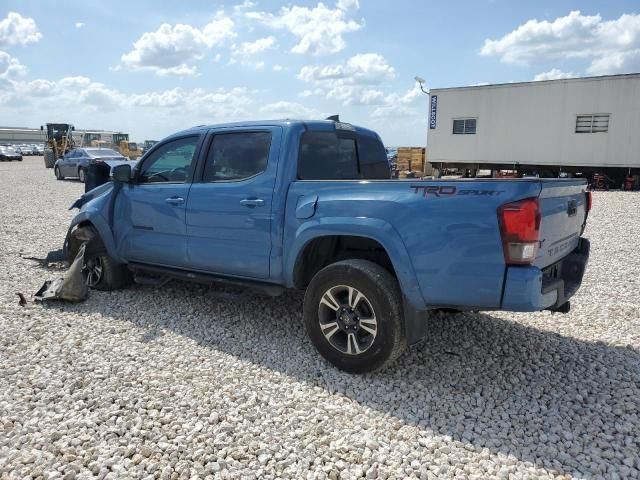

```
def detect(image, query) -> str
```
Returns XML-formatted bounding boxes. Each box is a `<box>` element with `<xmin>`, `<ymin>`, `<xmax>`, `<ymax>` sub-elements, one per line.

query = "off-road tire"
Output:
<box><xmin>54</xmin><ymin>166</ymin><xmax>63</xmax><ymax>180</ymax></box>
<box><xmin>67</xmin><ymin>226</ymin><xmax>131</xmax><ymax>291</ymax></box>
<box><xmin>44</xmin><ymin>150</ymin><xmax>55</xmax><ymax>168</ymax></box>
<box><xmin>303</xmin><ymin>259</ymin><xmax>406</xmax><ymax>373</ymax></box>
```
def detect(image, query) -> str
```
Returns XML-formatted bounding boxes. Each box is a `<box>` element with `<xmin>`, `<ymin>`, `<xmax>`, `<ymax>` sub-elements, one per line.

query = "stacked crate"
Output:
<box><xmin>396</xmin><ymin>147</ymin><xmax>426</xmax><ymax>177</ymax></box>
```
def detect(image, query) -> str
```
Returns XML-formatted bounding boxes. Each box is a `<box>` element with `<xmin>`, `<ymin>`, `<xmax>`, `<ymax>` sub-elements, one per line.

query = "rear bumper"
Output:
<box><xmin>501</xmin><ymin>237</ymin><xmax>590</xmax><ymax>312</ymax></box>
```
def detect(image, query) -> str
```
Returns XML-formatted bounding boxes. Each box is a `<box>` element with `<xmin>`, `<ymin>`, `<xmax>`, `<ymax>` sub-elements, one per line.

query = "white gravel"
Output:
<box><xmin>1</xmin><ymin>157</ymin><xmax>639</xmax><ymax>480</ymax></box>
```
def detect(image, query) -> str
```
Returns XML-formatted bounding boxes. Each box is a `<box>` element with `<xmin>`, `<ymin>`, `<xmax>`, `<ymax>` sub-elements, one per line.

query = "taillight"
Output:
<box><xmin>498</xmin><ymin>198</ymin><xmax>541</xmax><ymax>265</ymax></box>
<box><xmin>585</xmin><ymin>191</ymin><xmax>592</xmax><ymax>213</ymax></box>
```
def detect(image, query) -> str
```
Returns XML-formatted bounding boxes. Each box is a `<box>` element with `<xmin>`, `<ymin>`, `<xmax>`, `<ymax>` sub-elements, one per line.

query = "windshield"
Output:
<box><xmin>0</xmin><ymin>146</ymin><xmax>16</xmax><ymax>153</ymax></box>
<box><xmin>47</xmin><ymin>124</ymin><xmax>71</xmax><ymax>138</ymax></box>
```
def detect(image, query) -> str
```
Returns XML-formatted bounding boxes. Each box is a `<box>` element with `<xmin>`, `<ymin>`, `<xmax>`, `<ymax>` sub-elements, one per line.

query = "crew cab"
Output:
<box><xmin>64</xmin><ymin>120</ymin><xmax>590</xmax><ymax>372</ymax></box>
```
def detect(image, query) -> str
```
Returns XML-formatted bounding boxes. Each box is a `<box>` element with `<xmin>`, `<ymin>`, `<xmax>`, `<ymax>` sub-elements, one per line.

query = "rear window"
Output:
<box><xmin>298</xmin><ymin>130</ymin><xmax>390</xmax><ymax>180</ymax></box>
<box><xmin>358</xmin><ymin>134</ymin><xmax>390</xmax><ymax>179</ymax></box>
<box><xmin>86</xmin><ymin>148</ymin><xmax>120</xmax><ymax>156</ymax></box>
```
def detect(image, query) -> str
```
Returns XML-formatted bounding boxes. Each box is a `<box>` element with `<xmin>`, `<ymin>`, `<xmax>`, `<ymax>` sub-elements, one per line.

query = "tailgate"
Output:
<box><xmin>535</xmin><ymin>180</ymin><xmax>588</xmax><ymax>269</ymax></box>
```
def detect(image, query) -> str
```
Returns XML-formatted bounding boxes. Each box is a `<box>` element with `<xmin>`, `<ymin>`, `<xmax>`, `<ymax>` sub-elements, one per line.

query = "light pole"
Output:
<box><xmin>414</xmin><ymin>76</ymin><xmax>428</xmax><ymax>95</ymax></box>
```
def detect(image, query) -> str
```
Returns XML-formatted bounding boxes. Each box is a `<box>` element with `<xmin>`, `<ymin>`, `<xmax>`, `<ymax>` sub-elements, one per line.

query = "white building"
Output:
<box><xmin>427</xmin><ymin>73</ymin><xmax>640</xmax><ymax>179</ymax></box>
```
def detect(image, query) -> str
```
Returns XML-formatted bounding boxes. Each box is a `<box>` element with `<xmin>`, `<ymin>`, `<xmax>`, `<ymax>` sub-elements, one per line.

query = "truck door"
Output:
<box><xmin>113</xmin><ymin>135</ymin><xmax>202</xmax><ymax>268</ymax></box>
<box><xmin>185</xmin><ymin>127</ymin><xmax>282</xmax><ymax>279</ymax></box>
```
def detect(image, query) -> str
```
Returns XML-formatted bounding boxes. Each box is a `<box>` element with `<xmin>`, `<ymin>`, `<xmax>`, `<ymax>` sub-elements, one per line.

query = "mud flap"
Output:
<box><xmin>34</xmin><ymin>243</ymin><xmax>89</xmax><ymax>302</ymax></box>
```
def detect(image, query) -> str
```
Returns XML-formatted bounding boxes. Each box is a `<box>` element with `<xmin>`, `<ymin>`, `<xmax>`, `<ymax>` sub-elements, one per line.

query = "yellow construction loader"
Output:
<box><xmin>41</xmin><ymin>123</ymin><xmax>75</xmax><ymax>168</ymax></box>
<box><xmin>112</xmin><ymin>133</ymin><xmax>141</xmax><ymax>160</ymax></box>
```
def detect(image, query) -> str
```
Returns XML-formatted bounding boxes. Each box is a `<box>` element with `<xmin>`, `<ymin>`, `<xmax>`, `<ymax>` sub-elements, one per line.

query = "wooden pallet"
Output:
<box><xmin>396</xmin><ymin>147</ymin><xmax>426</xmax><ymax>174</ymax></box>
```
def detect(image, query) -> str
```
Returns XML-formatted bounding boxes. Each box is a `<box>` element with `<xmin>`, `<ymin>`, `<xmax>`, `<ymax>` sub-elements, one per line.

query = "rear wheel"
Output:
<box><xmin>54</xmin><ymin>166</ymin><xmax>64</xmax><ymax>180</ymax></box>
<box><xmin>78</xmin><ymin>168</ymin><xmax>87</xmax><ymax>183</ymax></box>
<box><xmin>303</xmin><ymin>259</ymin><xmax>406</xmax><ymax>373</ymax></box>
<box><xmin>68</xmin><ymin>226</ymin><xmax>131</xmax><ymax>291</ymax></box>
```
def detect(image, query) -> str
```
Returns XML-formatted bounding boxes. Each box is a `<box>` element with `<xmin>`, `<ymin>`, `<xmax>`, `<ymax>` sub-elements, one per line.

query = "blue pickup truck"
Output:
<box><xmin>64</xmin><ymin>119</ymin><xmax>591</xmax><ymax>372</ymax></box>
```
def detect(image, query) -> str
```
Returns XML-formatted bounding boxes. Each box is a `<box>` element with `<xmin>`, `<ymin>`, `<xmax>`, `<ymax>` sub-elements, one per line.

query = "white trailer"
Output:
<box><xmin>427</xmin><ymin>73</ymin><xmax>640</xmax><ymax>186</ymax></box>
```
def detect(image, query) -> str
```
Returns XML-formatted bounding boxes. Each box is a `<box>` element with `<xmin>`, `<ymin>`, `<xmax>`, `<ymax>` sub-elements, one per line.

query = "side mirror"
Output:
<box><xmin>71</xmin><ymin>126</ymin><xmax>75</xmax><ymax>131</ymax></box>
<box><xmin>40</xmin><ymin>125</ymin><xmax>44</xmax><ymax>131</ymax></box>
<box><xmin>112</xmin><ymin>163</ymin><xmax>132</xmax><ymax>183</ymax></box>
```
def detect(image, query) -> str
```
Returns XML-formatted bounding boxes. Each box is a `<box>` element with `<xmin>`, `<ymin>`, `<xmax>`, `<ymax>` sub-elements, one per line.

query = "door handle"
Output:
<box><xmin>165</xmin><ymin>196</ymin><xmax>184</xmax><ymax>205</ymax></box>
<box><xmin>240</xmin><ymin>198</ymin><xmax>265</xmax><ymax>208</ymax></box>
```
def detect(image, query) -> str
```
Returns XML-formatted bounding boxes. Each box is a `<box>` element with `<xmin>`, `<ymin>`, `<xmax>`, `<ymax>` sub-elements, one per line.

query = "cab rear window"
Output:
<box><xmin>298</xmin><ymin>130</ymin><xmax>390</xmax><ymax>180</ymax></box>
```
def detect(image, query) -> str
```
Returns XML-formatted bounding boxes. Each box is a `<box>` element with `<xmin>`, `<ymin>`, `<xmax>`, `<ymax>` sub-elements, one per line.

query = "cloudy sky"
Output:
<box><xmin>1</xmin><ymin>0</ymin><xmax>639</xmax><ymax>145</ymax></box>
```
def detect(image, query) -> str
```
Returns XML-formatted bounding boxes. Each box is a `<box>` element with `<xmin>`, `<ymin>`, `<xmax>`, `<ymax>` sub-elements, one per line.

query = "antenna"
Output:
<box><xmin>326</xmin><ymin>115</ymin><xmax>340</xmax><ymax>122</ymax></box>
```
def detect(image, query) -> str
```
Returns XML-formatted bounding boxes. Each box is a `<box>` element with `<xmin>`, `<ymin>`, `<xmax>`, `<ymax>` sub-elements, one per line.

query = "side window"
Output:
<box><xmin>138</xmin><ymin>136</ymin><xmax>199</xmax><ymax>184</ymax></box>
<box><xmin>357</xmin><ymin>134</ymin><xmax>391</xmax><ymax>179</ymax></box>
<box><xmin>298</xmin><ymin>131</ymin><xmax>358</xmax><ymax>180</ymax></box>
<box><xmin>203</xmin><ymin>132</ymin><xmax>271</xmax><ymax>182</ymax></box>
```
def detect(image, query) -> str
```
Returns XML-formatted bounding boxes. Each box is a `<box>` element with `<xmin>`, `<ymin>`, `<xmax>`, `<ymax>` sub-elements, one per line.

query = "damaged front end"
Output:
<box><xmin>69</xmin><ymin>181</ymin><xmax>114</xmax><ymax>211</ymax></box>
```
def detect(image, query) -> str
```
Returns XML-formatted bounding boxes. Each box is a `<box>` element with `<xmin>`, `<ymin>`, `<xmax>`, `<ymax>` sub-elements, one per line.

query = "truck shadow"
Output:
<box><xmin>79</xmin><ymin>281</ymin><xmax>639</xmax><ymax>477</ymax></box>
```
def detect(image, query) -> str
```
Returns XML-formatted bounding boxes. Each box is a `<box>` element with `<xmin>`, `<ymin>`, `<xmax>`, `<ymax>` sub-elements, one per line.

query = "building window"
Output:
<box><xmin>576</xmin><ymin>114</ymin><xmax>609</xmax><ymax>133</ymax></box>
<box><xmin>453</xmin><ymin>118</ymin><xmax>477</xmax><ymax>134</ymax></box>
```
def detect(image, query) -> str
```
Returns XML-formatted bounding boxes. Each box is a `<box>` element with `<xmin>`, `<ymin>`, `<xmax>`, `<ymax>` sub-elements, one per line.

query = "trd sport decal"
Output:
<box><xmin>410</xmin><ymin>185</ymin><xmax>505</xmax><ymax>198</ymax></box>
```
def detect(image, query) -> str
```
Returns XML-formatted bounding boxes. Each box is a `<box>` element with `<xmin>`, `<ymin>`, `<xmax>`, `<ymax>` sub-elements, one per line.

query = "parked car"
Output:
<box><xmin>0</xmin><ymin>145</ymin><xmax>23</xmax><ymax>161</ymax></box>
<box><xmin>64</xmin><ymin>120</ymin><xmax>591</xmax><ymax>372</ymax></box>
<box><xmin>54</xmin><ymin>148</ymin><xmax>132</xmax><ymax>182</ymax></box>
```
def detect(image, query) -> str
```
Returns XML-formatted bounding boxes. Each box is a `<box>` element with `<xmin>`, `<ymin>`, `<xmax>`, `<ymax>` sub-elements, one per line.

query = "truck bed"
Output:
<box><xmin>285</xmin><ymin>178</ymin><xmax>588</xmax><ymax>311</ymax></box>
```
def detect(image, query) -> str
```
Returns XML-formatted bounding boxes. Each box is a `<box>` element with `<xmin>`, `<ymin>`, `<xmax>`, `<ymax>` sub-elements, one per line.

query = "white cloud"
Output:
<box><xmin>245</xmin><ymin>1</ymin><xmax>362</xmax><ymax>55</ymax></box>
<box><xmin>259</xmin><ymin>101</ymin><xmax>317</xmax><ymax>118</ymax></box>
<box><xmin>0</xmin><ymin>12</ymin><xmax>42</xmax><ymax>48</ymax></box>
<box><xmin>273</xmin><ymin>64</ymin><xmax>283</xmax><ymax>71</ymax></box>
<box><xmin>299</xmin><ymin>53</ymin><xmax>395</xmax><ymax>85</ymax></box>
<box><xmin>75</xmin><ymin>22</ymin><xmax>85</xmax><ymax>29</ymax></box>
<box><xmin>336</xmin><ymin>0</ymin><xmax>359</xmax><ymax>11</ymax></box>
<box><xmin>533</xmin><ymin>68</ymin><xmax>576</xmax><ymax>81</ymax></box>
<box><xmin>372</xmin><ymin>85</ymin><xmax>424</xmax><ymax>119</ymax></box>
<box><xmin>481</xmin><ymin>10</ymin><xmax>640</xmax><ymax>75</ymax></box>
<box><xmin>1</xmin><ymin>74</ymin><xmax>253</xmax><ymax>121</ymax></box>
<box><xmin>232</xmin><ymin>36</ymin><xmax>277</xmax><ymax>57</ymax></box>
<box><xmin>121</xmin><ymin>13</ymin><xmax>235</xmax><ymax>76</ymax></box>
<box><xmin>588</xmin><ymin>50</ymin><xmax>640</xmax><ymax>75</ymax></box>
<box><xmin>0</xmin><ymin>51</ymin><xmax>27</xmax><ymax>79</ymax></box>
<box><xmin>298</xmin><ymin>53</ymin><xmax>395</xmax><ymax>105</ymax></box>
<box><xmin>233</xmin><ymin>1</ymin><xmax>256</xmax><ymax>14</ymax></box>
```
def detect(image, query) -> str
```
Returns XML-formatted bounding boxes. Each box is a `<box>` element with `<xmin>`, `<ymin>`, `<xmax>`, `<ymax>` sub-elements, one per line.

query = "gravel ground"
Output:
<box><xmin>1</xmin><ymin>157</ymin><xmax>639</xmax><ymax>480</ymax></box>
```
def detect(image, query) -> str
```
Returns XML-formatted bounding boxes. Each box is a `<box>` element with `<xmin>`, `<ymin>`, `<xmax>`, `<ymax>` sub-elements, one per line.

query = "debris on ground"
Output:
<box><xmin>33</xmin><ymin>243</ymin><xmax>88</xmax><ymax>302</ymax></box>
<box><xmin>15</xmin><ymin>292</ymin><xmax>26</xmax><ymax>306</ymax></box>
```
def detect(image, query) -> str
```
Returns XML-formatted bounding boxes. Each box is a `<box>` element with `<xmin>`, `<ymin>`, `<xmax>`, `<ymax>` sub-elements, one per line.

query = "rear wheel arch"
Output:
<box><xmin>292</xmin><ymin>234</ymin><xmax>399</xmax><ymax>289</ymax></box>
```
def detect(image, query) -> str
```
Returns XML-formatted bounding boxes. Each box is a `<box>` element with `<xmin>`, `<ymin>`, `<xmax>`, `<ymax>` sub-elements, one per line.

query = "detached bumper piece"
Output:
<box><xmin>501</xmin><ymin>237</ymin><xmax>590</xmax><ymax>313</ymax></box>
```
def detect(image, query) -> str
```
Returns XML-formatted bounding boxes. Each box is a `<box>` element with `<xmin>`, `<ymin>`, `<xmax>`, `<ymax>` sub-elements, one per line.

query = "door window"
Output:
<box><xmin>202</xmin><ymin>132</ymin><xmax>271</xmax><ymax>182</ymax></box>
<box><xmin>138</xmin><ymin>136</ymin><xmax>199</xmax><ymax>183</ymax></box>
